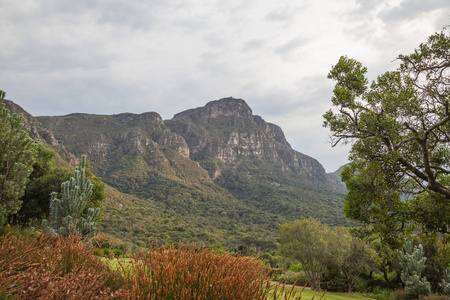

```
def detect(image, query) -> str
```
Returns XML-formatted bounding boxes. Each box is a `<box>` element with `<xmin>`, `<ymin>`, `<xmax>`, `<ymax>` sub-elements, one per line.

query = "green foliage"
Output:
<box><xmin>278</xmin><ymin>217</ymin><xmax>350</xmax><ymax>291</ymax></box>
<box><xmin>81</xmin><ymin>159</ymin><xmax>106</xmax><ymax>220</ymax></box>
<box><xmin>0</xmin><ymin>90</ymin><xmax>37</xmax><ymax>226</ymax></box>
<box><xmin>341</xmin><ymin>235</ymin><xmax>372</xmax><ymax>293</ymax></box>
<box><xmin>324</xmin><ymin>32</ymin><xmax>450</xmax><ymax>237</ymax></box>
<box><xmin>0</xmin><ymin>224</ymin><xmax>39</xmax><ymax>240</ymax></box>
<box><xmin>441</xmin><ymin>267</ymin><xmax>450</xmax><ymax>295</ymax></box>
<box><xmin>14</xmin><ymin>144</ymin><xmax>72</xmax><ymax>225</ymax></box>
<box><xmin>43</xmin><ymin>156</ymin><xmax>100</xmax><ymax>238</ymax></box>
<box><xmin>37</xmin><ymin>102</ymin><xmax>349</xmax><ymax>248</ymax></box>
<box><xmin>397</xmin><ymin>240</ymin><xmax>431</xmax><ymax>298</ymax></box>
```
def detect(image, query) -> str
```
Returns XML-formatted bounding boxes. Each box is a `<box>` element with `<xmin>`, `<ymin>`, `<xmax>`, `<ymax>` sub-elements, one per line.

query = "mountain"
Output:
<box><xmin>327</xmin><ymin>165</ymin><xmax>347</xmax><ymax>191</ymax></box>
<box><xmin>7</xmin><ymin>97</ymin><xmax>348</xmax><ymax>249</ymax></box>
<box><xmin>3</xmin><ymin>100</ymin><xmax>77</xmax><ymax>167</ymax></box>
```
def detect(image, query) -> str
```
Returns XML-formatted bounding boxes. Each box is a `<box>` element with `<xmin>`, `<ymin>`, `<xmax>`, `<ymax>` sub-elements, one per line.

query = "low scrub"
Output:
<box><xmin>121</xmin><ymin>242</ymin><xmax>304</xmax><ymax>300</ymax></box>
<box><xmin>1</xmin><ymin>231</ymin><xmax>309</xmax><ymax>299</ymax></box>
<box><xmin>0</xmin><ymin>233</ymin><xmax>123</xmax><ymax>299</ymax></box>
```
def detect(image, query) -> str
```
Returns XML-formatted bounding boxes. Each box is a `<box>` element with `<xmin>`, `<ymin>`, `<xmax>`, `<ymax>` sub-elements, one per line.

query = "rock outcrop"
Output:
<box><xmin>166</xmin><ymin>97</ymin><xmax>333</xmax><ymax>185</ymax></box>
<box><xmin>3</xmin><ymin>100</ymin><xmax>78</xmax><ymax>166</ymax></box>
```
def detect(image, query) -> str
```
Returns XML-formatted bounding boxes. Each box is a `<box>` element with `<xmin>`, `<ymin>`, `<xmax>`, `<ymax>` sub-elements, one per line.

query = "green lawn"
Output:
<box><xmin>272</xmin><ymin>284</ymin><xmax>374</xmax><ymax>300</ymax></box>
<box><xmin>100</xmin><ymin>257</ymin><xmax>133</xmax><ymax>272</ymax></box>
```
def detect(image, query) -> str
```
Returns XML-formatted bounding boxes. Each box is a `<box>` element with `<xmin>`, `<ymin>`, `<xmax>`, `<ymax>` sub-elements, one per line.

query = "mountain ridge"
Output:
<box><xmin>5</xmin><ymin>97</ymin><xmax>348</xmax><ymax>248</ymax></box>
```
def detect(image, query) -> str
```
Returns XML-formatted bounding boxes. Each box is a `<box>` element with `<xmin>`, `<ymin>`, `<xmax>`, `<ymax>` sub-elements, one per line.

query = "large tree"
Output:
<box><xmin>278</xmin><ymin>217</ymin><xmax>349</xmax><ymax>291</ymax></box>
<box><xmin>323</xmin><ymin>32</ymin><xmax>450</xmax><ymax>237</ymax></box>
<box><xmin>0</xmin><ymin>91</ymin><xmax>36</xmax><ymax>226</ymax></box>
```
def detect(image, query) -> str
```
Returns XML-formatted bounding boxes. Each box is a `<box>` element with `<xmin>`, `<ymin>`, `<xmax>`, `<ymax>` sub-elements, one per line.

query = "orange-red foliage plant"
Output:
<box><xmin>122</xmin><ymin>242</ymin><xmax>303</xmax><ymax>300</ymax></box>
<box><xmin>0</xmin><ymin>233</ymin><xmax>123</xmax><ymax>299</ymax></box>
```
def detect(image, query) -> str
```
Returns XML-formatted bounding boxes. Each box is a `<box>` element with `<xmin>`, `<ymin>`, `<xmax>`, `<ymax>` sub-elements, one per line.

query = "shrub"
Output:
<box><xmin>288</xmin><ymin>263</ymin><xmax>303</xmax><ymax>272</ymax></box>
<box><xmin>114</xmin><ymin>248</ymin><xmax>123</xmax><ymax>258</ymax></box>
<box><xmin>92</xmin><ymin>232</ymin><xmax>129</xmax><ymax>253</ymax></box>
<box><xmin>321</xmin><ymin>267</ymin><xmax>347</xmax><ymax>292</ymax></box>
<box><xmin>102</xmin><ymin>247</ymin><xmax>111</xmax><ymax>256</ymax></box>
<box><xmin>0</xmin><ymin>233</ymin><xmax>123</xmax><ymax>299</ymax></box>
<box><xmin>122</xmin><ymin>242</ymin><xmax>304</xmax><ymax>300</ymax></box>
<box><xmin>397</xmin><ymin>240</ymin><xmax>431</xmax><ymax>298</ymax></box>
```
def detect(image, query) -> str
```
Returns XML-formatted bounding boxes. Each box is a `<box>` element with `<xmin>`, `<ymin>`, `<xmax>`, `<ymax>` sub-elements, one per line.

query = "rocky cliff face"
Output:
<box><xmin>166</xmin><ymin>97</ymin><xmax>332</xmax><ymax>185</ymax></box>
<box><xmin>37</xmin><ymin>112</ymin><xmax>190</xmax><ymax>164</ymax></box>
<box><xmin>3</xmin><ymin>100</ymin><xmax>78</xmax><ymax>166</ymax></box>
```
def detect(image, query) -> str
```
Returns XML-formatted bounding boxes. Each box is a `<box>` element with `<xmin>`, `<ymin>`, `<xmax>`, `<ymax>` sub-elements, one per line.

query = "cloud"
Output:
<box><xmin>378</xmin><ymin>0</ymin><xmax>449</xmax><ymax>24</ymax></box>
<box><xmin>265</xmin><ymin>5</ymin><xmax>304</xmax><ymax>23</ymax></box>
<box><xmin>1</xmin><ymin>0</ymin><xmax>448</xmax><ymax>172</ymax></box>
<box><xmin>274</xmin><ymin>36</ymin><xmax>310</xmax><ymax>60</ymax></box>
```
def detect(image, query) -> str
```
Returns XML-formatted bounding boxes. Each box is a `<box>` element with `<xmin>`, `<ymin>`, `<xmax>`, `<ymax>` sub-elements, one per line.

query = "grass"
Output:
<box><xmin>301</xmin><ymin>289</ymin><xmax>373</xmax><ymax>300</ymax></box>
<box><xmin>271</xmin><ymin>284</ymin><xmax>374</xmax><ymax>300</ymax></box>
<box><xmin>100</xmin><ymin>256</ymin><xmax>133</xmax><ymax>273</ymax></box>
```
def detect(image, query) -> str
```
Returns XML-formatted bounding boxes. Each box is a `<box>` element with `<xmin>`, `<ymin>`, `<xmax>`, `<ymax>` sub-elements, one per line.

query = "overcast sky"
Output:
<box><xmin>1</xmin><ymin>0</ymin><xmax>448</xmax><ymax>172</ymax></box>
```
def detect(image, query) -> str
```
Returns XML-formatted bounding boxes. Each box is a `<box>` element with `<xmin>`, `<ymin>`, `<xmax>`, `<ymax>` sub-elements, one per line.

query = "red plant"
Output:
<box><xmin>0</xmin><ymin>233</ymin><xmax>123</xmax><ymax>299</ymax></box>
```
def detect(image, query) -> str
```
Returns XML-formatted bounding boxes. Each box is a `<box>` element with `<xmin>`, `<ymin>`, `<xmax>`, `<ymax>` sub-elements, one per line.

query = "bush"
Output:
<box><xmin>362</xmin><ymin>287</ymin><xmax>396</xmax><ymax>300</ymax></box>
<box><xmin>321</xmin><ymin>267</ymin><xmax>347</xmax><ymax>292</ymax></box>
<box><xmin>0</xmin><ymin>233</ymin><xmax>123</xmax><ymax>299</ymax></box>
<box><xmin>114</xmin><ymin>248</ymin><xmax>123</xmax><ymax>258</ymax></box>
<box><xmin>122</xmin><ymin>242</ymin><xmax>304</xmax><ymax>299</ymax></box>
<box><xmin>91</xmin><ymin>232</ymin><xmax>129</xmax><ymax>253</ymax></box>
<box><xmin>288</xmin><ymin>263</ymin><xmax>303</xmax><ymax>272</ymax></box>
<box><xmin>279</xmin><ymin>271</ymin><xmax>308</xmax><ymax>287</ymax></box>
<box><xmin>102</xmin><ymin>247</ymin><xmax>111</xmax><ymax>256</ymax></box>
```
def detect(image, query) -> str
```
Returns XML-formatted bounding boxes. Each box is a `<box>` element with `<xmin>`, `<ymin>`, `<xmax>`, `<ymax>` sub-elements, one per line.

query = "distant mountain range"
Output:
<box><xmin>5</xmin><ymin>97</ymin><xmax>348</xmax><ymax>250</ymax></box>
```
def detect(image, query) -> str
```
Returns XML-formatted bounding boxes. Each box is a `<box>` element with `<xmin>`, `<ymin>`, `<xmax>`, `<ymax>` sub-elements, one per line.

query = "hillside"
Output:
<box><xmin>9</xmin><ymin>97</ymin><xmax>348</xmax><ymax>249</ymax></box>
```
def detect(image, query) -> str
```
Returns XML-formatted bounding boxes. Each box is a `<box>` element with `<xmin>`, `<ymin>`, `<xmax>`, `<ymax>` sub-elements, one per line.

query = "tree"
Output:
<box><xmin>42</xmin><ymin>156</ymin><xmax>100</xmax><ymax>238</ymax></box>
<box><xmin>341</xmin><ymin>236</ymin><xmax>371</xmax><ymax>293</ymax></box>
<box><xmin>278</xmin><ymin>217</ymin><xmax>349</xmax><ymax>291</ymax></box>
<box><xmin>0</xmin><ymin>90</ymin><xmax>36</xmax><ymax>226</ymax></box>
<box><xmin>14</xmin><ymin>142</ymin><xmax>105</xmax><ymax>227</ymax></box>
<box><xmin>323</xmin><ymin>32</ymin><xmax>450</xmax><ymax>236</ymax></box>
<box><xmin>397</xmin><ymin>240</ymin><xmax>431</xmax><ymax>298</ymax></box>
<box><xmin>14</xmin><ymin>144</ymin><xmax>72</xmax><ymax>226</ymax></box>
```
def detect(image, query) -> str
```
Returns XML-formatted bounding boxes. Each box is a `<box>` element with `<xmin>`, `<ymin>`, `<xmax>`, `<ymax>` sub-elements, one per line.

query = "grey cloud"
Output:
<box><xmin>378</xmin><ymin>0</ymin><xmax>449</xmax><ymax>25</ymax></box>
<box><xmin>265</xmin><ymin>5</ymin><xmax>304</xmax><ymax>22</ymax></box>
<box><xmin>351</xmin><ymin>0</ymin><xmax>382</xmax><ymax>15</ymax></box>
<box><xmin>242</xmin><ymin>39</ymin><xmax>266</xmax><ymax>51</ymax></box>
<box><xmin>173</xmin><ymin>17</ymin><xmax>211</xmax><ymax>33</ymax></box>
<box><xmin>274</xmin><ymin>36</ymin><xmax>309</xmax><ymax>59</ymax></box>
<box><xmin>48</xmin><ymin>0</ymin><xmax>162</xmax><ymax>30</ymax></box>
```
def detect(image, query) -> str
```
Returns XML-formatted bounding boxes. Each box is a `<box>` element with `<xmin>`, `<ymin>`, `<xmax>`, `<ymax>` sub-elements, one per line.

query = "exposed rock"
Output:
<box><xmin>166</xmin><ymin>97</ymin><xmax>336</xmax><ymax>187</ymax></box>
<box><xmin>37</xmin><ymin>112</ymin><xmax>190</xmax><ymax>164</ymax></box>
<box><xmin>3</xmin><ymin>100</ymin><xmax>78</xmax><ymax>166</ymax></box>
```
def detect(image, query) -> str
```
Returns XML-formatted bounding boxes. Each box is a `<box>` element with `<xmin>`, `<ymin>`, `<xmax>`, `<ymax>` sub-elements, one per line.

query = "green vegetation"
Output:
<box><xmin>0</xmin><ymin>90</ymin><xmax>37</xmax><ymax>226</ymax></box>
<box><xmin>42</xmin><ymin>156</ymin><xmax>100</xmax><ymax>239</ymax></box>
<box><xmin>13</xmin><ymin>144</ymin><xmax>72</xmax><ymax>226</ymax></box>
<box><xmin>278</xmin><ymin>217</ymin><xmax>371</xmax><ymax>292</ymax></box>
<box><xmin>1</xmin><ymin>31</ymin><xmax>450</xmax><ymax>298</ymax></box>
<box><xmin>36</xmin><ymin>106</ymin><xmax>348</xmax><ymax>249</ymax></box>
<box><xmin>441</xmin><ymin>267</ymin><xmax>450</xmax><ymax>295</ymax></box>
<box><xmin>397</xmin><ymin>240</ymin><xmax>431</xmax><ymax>298</ymax></box>
<box><xmin>324</xmin><ymin>32</ymin><xmax>450</xmax><ymax>240</ymax></box>
<box><xmin>279</xmin><ymin>217</ymin><xmax>347</xmax><ymax>291</ymax></box>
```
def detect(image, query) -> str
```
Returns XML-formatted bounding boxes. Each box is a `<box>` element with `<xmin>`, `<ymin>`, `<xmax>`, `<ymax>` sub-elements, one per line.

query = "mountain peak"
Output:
<box><xmin>173</xmin><ymin>97</ymin><xmax>252</xmax><ymax>121</ymax></box>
